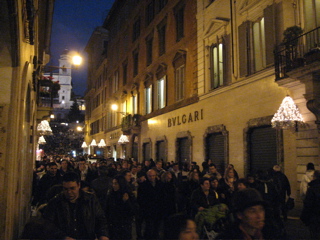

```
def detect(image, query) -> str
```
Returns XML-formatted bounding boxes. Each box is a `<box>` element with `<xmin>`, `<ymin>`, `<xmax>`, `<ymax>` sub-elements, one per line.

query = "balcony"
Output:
<box><xmin>121</xmin><ymin>114</ymin><xmax>141</xmax><ymax>135</ymax></box>
<box><xmin>275</xmin><ymin>27</ymin><xmax>320</xmax><ymax>80</ymax></box>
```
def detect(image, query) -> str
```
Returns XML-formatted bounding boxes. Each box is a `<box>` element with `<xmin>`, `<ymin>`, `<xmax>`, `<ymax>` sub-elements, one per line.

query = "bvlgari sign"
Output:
<box><xmin>168</xmin><ymin>109</ymin><xmax>203</xmax><ymax>127</ymax></box>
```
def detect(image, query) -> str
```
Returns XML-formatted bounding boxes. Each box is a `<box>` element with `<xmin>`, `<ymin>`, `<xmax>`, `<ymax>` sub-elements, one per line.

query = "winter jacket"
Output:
<box><xmin>43</xmin><ymin>190</ymin><xmax>108</xmax><ymax>239</ymax></box>
<box><xmin>300</xmin><ymin>179</ymin><xmax>320</xmax><ymax>226</ymax></box>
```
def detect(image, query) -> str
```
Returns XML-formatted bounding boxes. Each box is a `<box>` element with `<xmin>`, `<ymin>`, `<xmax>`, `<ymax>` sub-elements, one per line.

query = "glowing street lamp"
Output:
<box><xmin>72</xmin><ymin>54</ymin><xmax>82</xmax><ymax>66</ymax></box>
<box><xmin>111</xmin><ymin>103</ymin><xmax>127</xmax><ymax>116</ymax></box>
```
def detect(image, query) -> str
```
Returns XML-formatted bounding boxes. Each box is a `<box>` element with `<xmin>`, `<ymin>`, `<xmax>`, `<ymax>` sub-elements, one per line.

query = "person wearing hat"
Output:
<box><xmin>216</xmin><ymin>188</ymin><xmax>282</xmax><ymax>240</ymax></box>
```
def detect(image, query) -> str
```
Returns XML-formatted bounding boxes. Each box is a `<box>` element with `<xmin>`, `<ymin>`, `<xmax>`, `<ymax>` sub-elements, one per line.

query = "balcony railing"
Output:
<box><xmin>121</xmin><ymin>114</ymin><xmax>141</xmax><ymax>134</ymax></box>
<box><xmin>275</xmin><ymin>27</ymin><xmax>320</xmax><ymax>80</ymax></box>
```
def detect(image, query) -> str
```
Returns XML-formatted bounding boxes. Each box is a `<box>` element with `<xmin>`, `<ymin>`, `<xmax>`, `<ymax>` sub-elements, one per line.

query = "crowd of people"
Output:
<box><xmin>21</xmin><ymin>155</ymin><xmax>319</xmax><ymax>240</ymax></box>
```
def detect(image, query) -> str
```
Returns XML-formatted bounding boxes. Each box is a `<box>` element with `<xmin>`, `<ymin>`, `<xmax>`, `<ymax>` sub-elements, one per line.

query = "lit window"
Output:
<box><xmin>145</xmin><ymin>86</ymin><xmax>152</xmax><ymax>114</ymax></box>
<box><xmin>132</xmin><ymin>94</ymin><xmax>138</xmax><ymax>114</ymax></box>
<box><xmin>210</xmin><ymin>43</ymin><xmax>224</xmax><ymax>89</ymax></box>
<box><xmin>253</xmin><ymin>17</ymin><xmax>266</xmax><ymax>71</ymax></box>
<box><xmin>157</xmin><ymin>76</ymin><xmax>166</xmax><ymax>109</ymax></box>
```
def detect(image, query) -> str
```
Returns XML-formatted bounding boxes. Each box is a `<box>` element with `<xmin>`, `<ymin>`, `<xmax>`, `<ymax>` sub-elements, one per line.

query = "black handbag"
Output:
<box><xmin>286</xmin><ymin>197</ymin><xmax>295</xmax><ymax>210</ymax></box>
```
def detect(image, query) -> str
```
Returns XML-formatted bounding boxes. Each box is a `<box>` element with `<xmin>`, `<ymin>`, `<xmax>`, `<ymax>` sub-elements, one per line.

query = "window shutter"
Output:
<box><xmin>223</xmin><ymin>34</ymin><xmax>232</xmax><ymax>85</ymax></box>
<box><xmin>249</xmin><ymin>126</ymin><xmax>278</xmax><ymax>173</ymax></box>
<box><xmin>206</xmin><ymin>133</ymin><xmax>225</xmax><ymax>174</ymax></box>
<box><xmin>264</xmin><ymin>4</ymin><xmax>276</xmax><ymax>66</ymax></box>
<box><xmin>238</xmin><ymin>21</ymin><xmax>250</xmax><ymax>77</ymax></box>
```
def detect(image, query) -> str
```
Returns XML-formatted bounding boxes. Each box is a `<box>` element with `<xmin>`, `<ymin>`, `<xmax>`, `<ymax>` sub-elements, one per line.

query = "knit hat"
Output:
<box><xmin>232</xmin><ymin>188</ymin><xmax>267</xmax><ymax>212</ymax></box>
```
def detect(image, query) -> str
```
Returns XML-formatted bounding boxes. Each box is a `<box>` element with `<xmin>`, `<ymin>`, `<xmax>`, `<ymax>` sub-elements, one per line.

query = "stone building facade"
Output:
<box><xmin>85</xmin><ymin>0</ymin><xmax>320</xmax><ymax>208</ymax></box>
<box><xmin>0</xmin><ymin>0</ymin><xmax>54</xmax><ymax>238</ymax></box>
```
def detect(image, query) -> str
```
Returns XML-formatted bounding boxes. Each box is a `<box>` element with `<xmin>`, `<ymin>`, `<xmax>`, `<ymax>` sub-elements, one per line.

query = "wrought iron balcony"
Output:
<box><xmin>121</xmin><ymin>114</ymin><xmax>141</xmax><ymax>134</ymax></box>
<box><xmin>274</xmin><ymin>27</ymin><xmax>320</xmax><ymax>80</ymax></box>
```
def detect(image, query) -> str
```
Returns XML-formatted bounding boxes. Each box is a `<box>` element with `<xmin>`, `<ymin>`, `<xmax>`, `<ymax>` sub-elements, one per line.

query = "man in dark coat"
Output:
<box><xmin>34</xmin><ymin>162</ymin><xmax>62</xmax><ymax>205</ymax></box>
<box><xmin>74</xmin><ymin>158</ymin><xmax>97</xmax><ymax>184</ymax></box>
<box><xmin>43</xmin><ymin>172</ymin><xmax>109</xmax><ymax>240</ymax></box>
<box><xmin>271</xmin><ymin>165</ymin><xmax>291</xmax><ymax>221</ymax></box>
<box><xmin>300</xmin><ymin>170</ymin><xmax>320</xmax><ymax>239</ymax></box>
<box><xmin>137</xmin><ymin>169</ymin><xmax>164</xmax><ymax>240</ymax></box>
<box><xmin>190</xmin><ymin>177</ymin><xmax>219</xmax><ymax>218</ymax></box>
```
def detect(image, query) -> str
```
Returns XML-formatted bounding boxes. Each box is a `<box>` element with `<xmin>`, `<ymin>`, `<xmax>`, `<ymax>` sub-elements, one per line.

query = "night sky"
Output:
<box><xmin>49</xmin><ymin>0</ymin><xmax>115</xmax><ymax>96</ymax></box>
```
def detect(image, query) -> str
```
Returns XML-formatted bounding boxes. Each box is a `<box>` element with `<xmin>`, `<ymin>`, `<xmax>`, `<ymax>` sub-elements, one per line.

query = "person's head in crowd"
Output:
<box><xmin>313</xmin><ymin>170</ymin><xmax>320</xmax><ymax>180</ymax></box>
<box><xmin>224</xmin><ymin>167</ymin><xmax>237</xmax><ymax>181</ymax></box>
<box><xmin>200</xmin><ymin>177</ymin><xmax>211</xmax><ymax>192</ymax></box>
<box><xmin>307</xmin><ymin>162</ymin><xmax>315</xmax><ymax>171</ymax></box>
<box><xmin>210</xmin><ymin>177</ymin><xmax>219</xmax><ymax>190</ymax></box>
<box><xmin>47</xmin><ymin>162</ymin><xmax>58</xmax><ymax>176</ymax></box>
<box><xmin>99</xmin><ymin>159</ymin><xmax>108</xmax><ymax>166</ymax></box>
<box><xmin>137</xmin><ymin>171</ymin><xmax>146</xmax><ymax>183</ymax></box>
<box><xmin>172</xmin><ymin>163</ymin><xmax>180</xmax><ymax>172</ymax></box>
<box><xmin>60</xmin><ymin>159</ymin><xmax>69</xmax><ymax>170</ymax></box>
<box><xmin>147</xmin><ymin>169</ymin><xmax>157</xmax><ymax>183</ymax></box>
<box><xmin>161</xmin><ymin>171</ymin><xmax>173</xmax><ymax>183</ymax></box>
<box><xmin>122</xmin><ymin>160</ymin><xmax>128</xmax><ymax>169</ymax></box>
<box><xmin>116</xmin><ymin>163</ymin><xmax>122</xmax><ymax>171</ymax></box>
<box><xmin>256</xmin><ymin>170</ymin><xmax>271</xmax><ymax>182</ymax></box>
<box><xmin>155</xmin><ymin>160</ymin><xmax>163</xmax><ymax>170</ymax></box>
<box><xmin>137</xmin><ymin>163</ymin><xmax>142</xmax><ymax>172</ymax></box>
<box><xmin>78</xmin><ymin>159</ymin><xmax>87</xmax><ymax>171</ymax></box>
<box><xmin>144</xmin><ymin>159</ymin><xmax>151</xmax><ymax>167</ymax></box>
<box><xmin>237</xmin><ymin>178</ymin><xmax>249</xmax><ymax>190</ymax></box>
<box><xmin>122</xmin><ymin>169</ymin><xmax>132</xmax><ymax>183</ymax></box>
<box><xmin>191</xmin><ymin>161</ymin><xmax>199</xmax><ymax>169</ymax></box>
<box><xmin>112</xmin><ymin>174</ymin><xmax>130</xmax><ymax>194</ymax></box>
<box><xmin>183</xmin><ymin>162</ymin><xmax>190</xmax><ymax>171</ymax></box>
<box><xmin>209</xmin><ymin>163</ymin><xmax>218</xmax><ymax>174</ymax></box>
<box><xmin>62</xmin><ymin>172</ymin><xmax>81</xmax><ymax>203</ymax></box>
<box><xmin>232</xmin><ymin>188</ymin><xmax>267</xmax><ymax>235</ymax></box>
<box><xmin>131</xmin><ymin>165</ymin><xmax>138</xmax><ymax>175</ymax></box>
<box><xmin>247</xmin><ymin>174</ymin><xmax>256</xmax><ymax>184</ymax></box>
<box><xmin>164</xmin><ymin>213</ymin><xmax>199</xmax><ymax>240</ymax></box>
<box><xmin>188</xmin><ymin>171</ymin><xmax>200</xmax><ymax>182</ymax></box>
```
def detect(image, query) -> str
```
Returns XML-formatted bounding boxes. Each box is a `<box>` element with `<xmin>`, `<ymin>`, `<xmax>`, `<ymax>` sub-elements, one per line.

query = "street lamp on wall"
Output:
<box><xmin>111</xmin><ymin>103</ymin><xmax>127</xmax><ymax>116</ymax></box>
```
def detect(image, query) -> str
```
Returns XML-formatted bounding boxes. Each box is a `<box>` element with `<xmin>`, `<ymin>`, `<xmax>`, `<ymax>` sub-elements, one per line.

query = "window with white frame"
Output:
<box><xmin>121</xmin><ymin>101</ymin><xmax>127</xmax><ymax>115</ymax></box>
<box><xmin>145</xmin><ymin>85</ymin><xmax>152</xmax><ymax>114</ymax></box>
<box><xmin>210</xmin><ymin>43</ymin><xmax>224</xmax><ymax>89</ymax></box>
<box><xmin>157</xmin><ymin>76</ymin><xmax>166</xmax><ymax>109</ymax></box>
<box><xmin>253</xmin><ymin>17</ymin><xmax>266</xmax><ymax>72</ymax></box>
<box><xmin>175</xmin><ymin>65</ymin><xmax>185</xmax><ymax>101</ymax></box>
<box><xmin>132</xmin><ymin>94</ymin><xmax>138</xmax><ymax>114</ymax></box>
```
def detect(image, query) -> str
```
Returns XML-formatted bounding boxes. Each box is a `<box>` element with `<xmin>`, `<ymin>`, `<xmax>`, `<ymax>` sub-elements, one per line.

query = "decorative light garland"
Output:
<box><xmin>38</xmin><ymin>136</ymin><xmax>46</xmax><ymax>144</ymax></box>
<box><xmin>37</xmin><ymin>120</ymin><xmax>53</xmax><ymax>135</ymax></box>
<box><xmin>271</xmin><ymin>96</ymin><xmax>304</xmax><ymax>129</ymax></box>
<box><xmin>90</xmin><ymin>139</ymin><xmax>97</xmax><ymax>146</ymax></box>
<box><xmin>98</xmin><ymin>139</ymin><xmax>107</xmax><ymax>148</ymax></box>
<box><xmin>118</xmin><ymin>134</ymin><xmax>129</xmax><ymax>144</ymax></box>
<box><xmin>81</xmin><ymin>142</ymin><xmax>88</xmax><ymax>148</ymax></box>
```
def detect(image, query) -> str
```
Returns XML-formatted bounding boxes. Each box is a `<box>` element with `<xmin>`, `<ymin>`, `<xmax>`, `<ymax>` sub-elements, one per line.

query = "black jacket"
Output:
<box><xmin>105</xmin><ymin>190</ymin><xmax>137</xmax><ymax>225</ymax></box>
<box><xmin>43</xmin><ymin>190</ymin><xmax>108</xmax><ymax>239</ymax></box>
<box><xmin>300</xmin><ymin>179</ymin><xmax>320</xmax><ymax>226</ymax></box>
<box><xmin>190</xmin><ymin>187</ymin><xmax>219</xmax><ymax>217</ymax></box>
<box><xmin>137</xmin><ymin>179</ymin><xmax>164</xmax><ymax>218</ymax></box>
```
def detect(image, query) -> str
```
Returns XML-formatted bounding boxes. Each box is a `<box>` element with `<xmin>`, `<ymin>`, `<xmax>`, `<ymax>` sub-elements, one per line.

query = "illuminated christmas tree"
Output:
<box><xmin>271</xmin><ymin>96</ymin><xmax>304</xmax><ymax>129</ymax></box>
